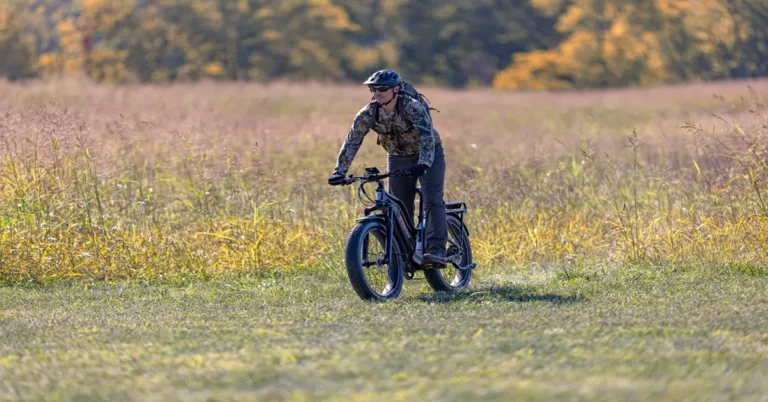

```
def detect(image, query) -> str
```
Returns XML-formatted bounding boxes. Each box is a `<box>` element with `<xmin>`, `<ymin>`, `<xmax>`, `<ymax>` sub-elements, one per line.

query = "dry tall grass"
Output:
<box><xmin>0</xmin><ymin>77</ymin><xmax>766</xmax><ymax>280</ymax></box>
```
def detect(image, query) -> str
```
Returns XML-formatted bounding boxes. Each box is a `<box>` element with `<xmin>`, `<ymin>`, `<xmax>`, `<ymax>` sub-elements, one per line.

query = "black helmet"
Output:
<box><xmin>363</xmin><ymin>69</ymin><xmax>402</xmax><ymax>87</ymax></box>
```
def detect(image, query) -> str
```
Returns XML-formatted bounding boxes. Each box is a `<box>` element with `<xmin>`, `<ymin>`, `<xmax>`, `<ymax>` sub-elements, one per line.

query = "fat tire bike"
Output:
<box><xmin>337</xmin><ymin>167</ymin><xmax>476</xmax><ymax>301</ymax></box>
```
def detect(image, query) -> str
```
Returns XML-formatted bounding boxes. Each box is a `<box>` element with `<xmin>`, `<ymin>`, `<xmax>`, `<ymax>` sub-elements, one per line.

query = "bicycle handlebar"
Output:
<box><xmin>342</xmin><ymin>169</ymin><xmax>412</xmax><ymax>185</ymax></box>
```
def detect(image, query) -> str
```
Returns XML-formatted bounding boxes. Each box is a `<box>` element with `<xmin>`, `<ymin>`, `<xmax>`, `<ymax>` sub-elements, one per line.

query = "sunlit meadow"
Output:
<box><xmin>0</xmin><ymin>78</ymin><xmax>766</xmax><ymax>280</ymax></box>
<box><xmin>1</xmin><ymin>78</ymin><xmax>768</xmax><ymax>400</ymax></box>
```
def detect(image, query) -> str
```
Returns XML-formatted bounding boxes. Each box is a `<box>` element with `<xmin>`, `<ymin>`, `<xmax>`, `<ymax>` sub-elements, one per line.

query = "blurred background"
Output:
<box><xmin>1</xmin><ymin>0</ymin><xmax>766</xmax><ymax>90</ymax></box>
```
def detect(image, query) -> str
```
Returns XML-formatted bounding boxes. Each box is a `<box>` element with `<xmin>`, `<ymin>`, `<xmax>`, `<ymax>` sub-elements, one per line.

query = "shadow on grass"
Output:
<box><xmin>418</xmin><ymin>284</ymin><xmax>584</xmax><ymax>304</ymax></box>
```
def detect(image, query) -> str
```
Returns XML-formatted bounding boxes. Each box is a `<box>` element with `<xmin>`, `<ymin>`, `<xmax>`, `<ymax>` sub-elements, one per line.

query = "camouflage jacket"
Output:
<box><xmin>334</xmin><ymin>95</ymin><xmax>442</xmax><ymax>174</ymax></box>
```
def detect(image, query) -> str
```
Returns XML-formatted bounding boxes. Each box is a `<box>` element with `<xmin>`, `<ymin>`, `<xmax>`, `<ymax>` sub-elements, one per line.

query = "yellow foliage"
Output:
<box><xmin>63</xmin><ymin>58</ymin><xmax>83</xmax><ymax>73</ymax></box>
<box><xmin>255</xmin><ymin>7</ymin><xmax>274</xmax><ymax>18</ymax></box>
<box><xmin>681</xmin><ymin>1</ymin><xmax>736</xmax><ymax>48</ymax></box>
<box><xmin>493</xmin><ymin>50</ymin><xmax>571</xmax><ymax>90</ymax></box>
<box><xmin>149</xmin><ymin>70</ymin><xmax>168</xmax><ymax>82</ymax></box>
<box><xmin>609</xmin><ymin>18</ymin><xmax>628</xmax><ymax>38</ymax></box>
<box><xmin>529</xmin><ymin>0</ymin><xmax>568</xmax><ymax>16</ymax></box>
<box><xmin>263</xmin><ymin>30</ymin><xmax>281</xmax><ymax>41</ymax></box>
<box><xmin>344</xmin><ymin>45</ymin><xmax>380</xmax><ymax>72</ymax></box>
<box><xmin>559</xmin><ymin>31</ymin><xmax>596</xmax><ymax>62</ymax></box>
<box><xmin>380</xmin><ymin>0</ymin><xmax>407</xmax><ymax>15</ymax></box>
<box><xmin>697</xmin><ymin>42</ymin><xmax>715</xmax><ymax>54</ymax></box>
<box><xmin>204</xmin><ymin>62</ymin><xmax>225</xmax><ymax>77</ymax></box>
<box><xmin>654</xmin><ymin>0</ymin><xmax>691</xmax><ymax>17</ymax></box>
<box><xmin>434</xmin><ymin>4</ymin><xmax>458</xmax><ymax>20</ymax></box>
<box><xmin>557</xmin><ymin>3</ymin><xmax>585</xmax><ymax>31</ymax></box>
<box><xmin>86</xmin><ymin>48</ymin><xmax>132</xmax><ymax>83</ymax></box>
<box><xmin>37</xmin><ymin>53</ymin><xmax>58</xmax><ymax>69</ymax></box>
<box><xmin>0</xmin><ymin>10</ymin><xmax>8</xmax><ymax>30</ymax></box>
<box><xmin>83</xmin><ymin>0</ymin><xmax>105</xmax><ymax>9</ymax></box>
<box><xmin>57</xmin><ymin>20</ymin><xmax>76</xmax><ymax>34</ymax></box>
<box><xmin>309</xmin><ymin>0</ymin><xmax>357</xmax><ymax>31</ymax></box>
<box><xmin>376</xmin><ymin>42</ymin><xmax>399</xmax><ymax>68</ymax></box>
<box><xmin>82</xmin><ymin>0</ymin><xmax>136</xmax><ymax>32</ymax></box>
<box><xmin>495</xmin><ymin>0</ymin><xmax>749</xmax><ymax>90</ymax></box>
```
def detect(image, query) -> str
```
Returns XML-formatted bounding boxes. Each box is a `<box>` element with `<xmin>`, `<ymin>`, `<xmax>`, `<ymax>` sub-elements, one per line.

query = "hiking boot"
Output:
<box><xmin>422</xmin><ymin>252</ymin><xmax>446</xmax><ymax>268</ymax></box>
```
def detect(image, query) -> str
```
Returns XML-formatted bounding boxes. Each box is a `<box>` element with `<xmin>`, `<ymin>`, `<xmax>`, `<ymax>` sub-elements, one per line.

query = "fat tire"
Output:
<box><xmin>345</xmin><ymin>219</ymin><xmax>404</xmax><ymax>301</ymax></box>
<box><xmin>424</xmin><ymin>215</ymin><xmax>473</xmax><ymax>293</ymax></box>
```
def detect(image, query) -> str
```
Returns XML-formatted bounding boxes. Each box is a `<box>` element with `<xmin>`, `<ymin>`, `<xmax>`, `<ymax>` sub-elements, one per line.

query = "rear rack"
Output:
<box><xmin>445</xmin><ymin>201</ymin><xmax>466</xmax><ymax>210</ymax></box>
<box><xmin>445</xmin><ymin>201</ymin><xmax>469</xmax><ymax>236</ymax></box>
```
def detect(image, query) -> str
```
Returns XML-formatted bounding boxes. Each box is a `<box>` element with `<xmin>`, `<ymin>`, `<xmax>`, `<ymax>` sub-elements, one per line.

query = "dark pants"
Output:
<box><xmin>387</xmin><ymin>144</ymin><xmax>447</xmax><ymax>258</ymax></box>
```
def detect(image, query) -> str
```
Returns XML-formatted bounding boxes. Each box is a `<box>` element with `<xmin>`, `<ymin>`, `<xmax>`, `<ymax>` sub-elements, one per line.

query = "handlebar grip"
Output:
<box><xmin>341</xmin><ymin>177</ymin><xmax>359</xmax><ymax>185</ymax></box>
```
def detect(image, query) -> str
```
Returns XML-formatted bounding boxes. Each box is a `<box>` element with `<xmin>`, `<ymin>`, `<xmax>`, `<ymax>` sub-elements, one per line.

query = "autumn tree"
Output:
<box><xmin>2</xmin><ymin>0</ymin><xmax>767</xmax><ymax>88</ymax></box>
<box><xmin>724</xmin><ymin>0</ymin><xmax>768</xmax><ymax>78</ymax></box>
<box><xmin>389</xmin><ymin>0</ymin><xmax>559</xmax><ymax>87</ymax></box>
<box><xmin>494</xmin><ymin>0</ymin><xmax>753</xmax><ymax>90</ymax></box>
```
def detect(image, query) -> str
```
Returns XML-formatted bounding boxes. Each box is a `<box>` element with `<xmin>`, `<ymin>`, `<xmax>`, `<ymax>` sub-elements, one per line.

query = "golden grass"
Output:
<box><xmin>0</xmin><ymin>77</ymin><xmax>767</xmax><ymax>280</ymax></box>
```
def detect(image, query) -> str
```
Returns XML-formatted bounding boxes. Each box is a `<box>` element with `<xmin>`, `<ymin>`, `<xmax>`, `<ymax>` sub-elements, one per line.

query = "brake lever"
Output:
<box><xmin>341</xmin><ymin>174</ymin><xmax>355</xmax><ymax>186</ymax></box>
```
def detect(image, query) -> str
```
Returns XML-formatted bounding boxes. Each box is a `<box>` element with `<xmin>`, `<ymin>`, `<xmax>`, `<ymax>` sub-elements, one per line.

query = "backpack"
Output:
<box><xmin>371</xmin><ymin>81</ymin><xmax>439</xmax><ymax>145</ymax></box>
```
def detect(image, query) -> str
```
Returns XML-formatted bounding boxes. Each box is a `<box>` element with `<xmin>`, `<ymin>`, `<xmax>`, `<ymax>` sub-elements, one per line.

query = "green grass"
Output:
<box><xmin>2</xmin><ymin>78</ymin><xmax>768</xmax><ymax>400</ymax></box>
<box><xmin>2</xmin><ymin>265</ymin><xmax>767</xmax><ymax>401</ymax></box>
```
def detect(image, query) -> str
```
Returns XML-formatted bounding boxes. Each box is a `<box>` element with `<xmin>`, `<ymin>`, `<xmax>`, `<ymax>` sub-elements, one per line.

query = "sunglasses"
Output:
<box><xmin>369</xmin><ymin>86</ymin><xmax>392</xmax><ymax>93</ymax></box>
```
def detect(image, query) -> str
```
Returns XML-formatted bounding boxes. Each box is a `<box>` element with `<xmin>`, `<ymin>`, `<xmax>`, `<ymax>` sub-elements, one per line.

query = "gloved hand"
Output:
<box><xmin>328</xmin><ymin>172</ymin><xmax>346</xmax><ymax>186</ymax></box>
<box><xmin>409</xmin><ymin>164</ymin><xmax>428</xmax><ymax>177</ymax></box>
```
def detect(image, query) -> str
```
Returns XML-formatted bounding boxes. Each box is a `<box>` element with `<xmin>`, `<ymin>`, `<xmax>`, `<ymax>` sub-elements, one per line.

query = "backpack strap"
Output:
<box><xmin>371</xmin><ymin>98</ymin><xmax>379</xmax><ymax>122</ymax></box>
<box><xmin>419</xmin><ymin>93</ymin><xmax>440</xmax><ymax>114</ymax></box>
<box><xmin>370</xmin><ymin>99</ymin><xmax>381</xmax><ymax>145</ymax></box>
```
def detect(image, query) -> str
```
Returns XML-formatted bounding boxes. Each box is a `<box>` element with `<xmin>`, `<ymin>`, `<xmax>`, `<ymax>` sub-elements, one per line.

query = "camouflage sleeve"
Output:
<box><xmin>334</xmin><ymin>104</ymin><xmax>374</xmax><ymax>174</ymax></box>
<box><xmin>404</xmin><ymin>99</ymin><xmax>435</xmax><ymax>167</ymax></box>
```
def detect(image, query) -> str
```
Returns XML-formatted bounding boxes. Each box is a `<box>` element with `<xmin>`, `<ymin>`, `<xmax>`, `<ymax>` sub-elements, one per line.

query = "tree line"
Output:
<box><xmin>1</xmin><ymin>0</ymin><xmax>766</xmax><ymax>89</ymax></box>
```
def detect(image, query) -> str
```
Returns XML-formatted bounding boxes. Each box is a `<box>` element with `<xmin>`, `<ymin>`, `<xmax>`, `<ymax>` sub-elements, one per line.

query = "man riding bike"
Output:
<box><xmin>328</xmin><ymin>69</ymin><xmax>447</xmax><ymax>267</ymax></box>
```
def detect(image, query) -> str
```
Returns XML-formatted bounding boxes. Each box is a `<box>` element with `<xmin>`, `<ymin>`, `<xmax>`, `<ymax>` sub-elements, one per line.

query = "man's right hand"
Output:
<box><xmin>328</xmin><ymin>172</ymin><xmax>346</xmax><ymax>186</ymax></box>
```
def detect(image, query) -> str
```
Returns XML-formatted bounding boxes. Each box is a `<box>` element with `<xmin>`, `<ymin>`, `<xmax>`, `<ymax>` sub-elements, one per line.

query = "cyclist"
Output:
<box><xmin>328</xmin><ymin>69</ymin><xmax>447</xmax><ymax>266</ymax></box>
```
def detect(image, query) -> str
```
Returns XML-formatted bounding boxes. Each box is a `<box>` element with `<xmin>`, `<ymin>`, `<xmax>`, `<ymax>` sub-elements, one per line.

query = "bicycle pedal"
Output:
<box><xmin>423</xmin><ymin>262</ymin><xmax>447</xmax><ymax>269</ymax></box>
<box><xmin>457</xmin><ymin>263</ymin><xmax>477</xmax><ymax>271</ymax></box>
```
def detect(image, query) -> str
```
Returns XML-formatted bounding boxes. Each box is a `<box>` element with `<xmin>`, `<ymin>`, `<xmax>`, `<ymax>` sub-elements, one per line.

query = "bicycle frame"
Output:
<box><xmin>348</xmin><ymin>169</ymin><xmax>471</xmax><ymax>276</ymax></box>
<box><xmin>357</xmin><ymin>179</ymin><xmax>417</xmax><ymax>269</ymax></box>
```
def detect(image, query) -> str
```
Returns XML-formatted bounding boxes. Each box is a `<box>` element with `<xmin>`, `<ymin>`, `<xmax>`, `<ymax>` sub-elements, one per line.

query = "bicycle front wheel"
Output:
<box><xmin>345</xmin><ymin>219</ymin><xmax>404</xmax><ymax>301</ymax></box>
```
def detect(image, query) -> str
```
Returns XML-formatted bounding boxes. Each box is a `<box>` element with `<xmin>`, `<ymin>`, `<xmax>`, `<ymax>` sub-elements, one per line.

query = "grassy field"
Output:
<box><xmin>2</xmin><ymin>266</ymin><xmax>768</xmax><ymax>400</ymax></box>
<box><xmin>1</xmin><ymin>78</ymin><xmax>768</xmax><ymax>400</ymax></box>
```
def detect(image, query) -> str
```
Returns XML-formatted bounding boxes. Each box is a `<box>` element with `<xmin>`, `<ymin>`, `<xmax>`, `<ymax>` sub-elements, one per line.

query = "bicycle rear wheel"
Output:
<box><xmin>424</xmin><ymin>215</ymin><xmax>472</xmax><ymax>292</ymax></box>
